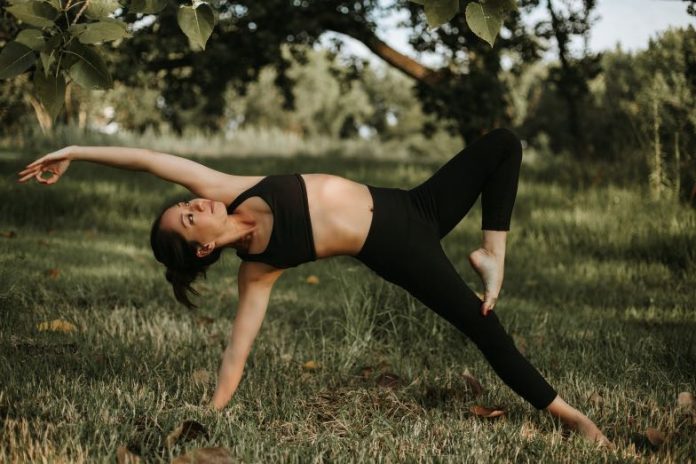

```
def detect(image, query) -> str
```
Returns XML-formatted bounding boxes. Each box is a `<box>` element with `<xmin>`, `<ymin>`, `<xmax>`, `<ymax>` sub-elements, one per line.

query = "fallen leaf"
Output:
<box><xmin>462</xmin><ymin>369</ymin><xmax>483</xmax><ymax>397</ymax></box>
<box><xmin>0</xmin><ymin>231</ymin><xmax>16</xmax><ymax>238</ymax></box>
<box><xmin>359</xmin><ymin>366</ymin><xmax>374</xmax><ymax>380</ymax></box>
<box><xmin>677</xmin><ymin>391</ymin><xmax>694</xmax><ymax>408</ymax></box>
<box><xmin>196</xmin><ymin>316</ymin><xmax>215</xmax><ymax>326</ymax></box>
<box><xmin>646</xmin><ymin>427</ymin><xmax>665</xmax><ymax>446</ymax></box>
<box><xmin>192</xmin><ymin>369</ymin><xmax>210</xmax><ymax>385</ymax></box>
<box><xmin>116</xmin><ymin>445</ymin><xmax>141</xmax><ymax>464</ymax></box>
<box><xmin>589</xmin><ymin>391</ymin><xmax>604</xmax><ymax>405</ymax></box>
<box><xmin>37</xmin><ymin>319</ymin><xmax>77</xmax><ymax>333</ymax></box>
<box><xmin>306</xmin><ymin>275</ymin><xmax>319</xmax><ymax>285</ymax></box>
<box><xmin>376</xmin><ymin>372</ymin><xmax>401</xmax><ymax>389</ymax></box>
<box><xmin>470</xmin><ymin>405</ymin><xmax>505</xmax><ymax>418</ymax></box>
<box><xmin>46</xmin><ymin>268</ymin><xmax>60</xmax><ymax>279</ymax></box>
<box><xmin>302</xmin><ymin>360</ymin><xmax>320</xmax><ymax>370</ymax></box>
<box><xmin>171</xmin><ymin>447</ymin><xmax>233</xmax><ymax>464</ymax></box>
<box><xmin>165</xmin><ymin>420</ymin><xmax>209</xmax><ymax>449</ymax></box>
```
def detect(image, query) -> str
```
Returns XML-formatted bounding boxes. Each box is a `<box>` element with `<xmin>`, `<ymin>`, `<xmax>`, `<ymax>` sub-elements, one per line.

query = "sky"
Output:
<box><xmin>320</xmin><ymin>0</ymin><xmax>695</xmax><ymax>68</ymax></box>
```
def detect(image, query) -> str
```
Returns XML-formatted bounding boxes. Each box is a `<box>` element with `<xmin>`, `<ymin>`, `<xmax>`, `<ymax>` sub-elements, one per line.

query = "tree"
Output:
<box><xmin>0</xmin><ymin>0</ymin><xmax>519</xmax><ymax>143</ymax></box>
<box><xmin>538</xmin><ymin>0</ymin><xmax>602</xmax><ymax>158</ymax></box>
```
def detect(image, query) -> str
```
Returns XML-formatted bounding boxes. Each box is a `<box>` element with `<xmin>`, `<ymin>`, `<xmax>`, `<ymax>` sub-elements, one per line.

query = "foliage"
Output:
<box><xmin>409</xmin><ymin>0</ymin><xmax>517</xmax><ymax>45</ymax></box>
<box><xmin>514</xmin><ymin>26</ymin><xmax>696</xmax><ymax>202</ymax></box>
<box><xmin>0</xmin><ymin>0</ymin><xmax>516</xmax><ymax>128</ymax></box>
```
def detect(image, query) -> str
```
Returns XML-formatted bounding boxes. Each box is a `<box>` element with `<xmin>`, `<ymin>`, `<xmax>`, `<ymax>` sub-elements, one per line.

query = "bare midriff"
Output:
<box><xmin>230</xmin><ymin>173</ymin><xmax>374</xmax><ymax>259</ymax></box>
<box><xmin>300</xmin><ymin>173</ymin><xmax>373</xmax><ymax>258</ymax></box>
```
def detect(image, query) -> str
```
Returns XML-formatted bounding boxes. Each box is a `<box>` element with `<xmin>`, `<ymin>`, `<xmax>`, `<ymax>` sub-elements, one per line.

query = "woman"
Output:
<box><xmin>18</xmin><ymin>128</ymin><xmax>610</xmax><ymax>446</ymax></box>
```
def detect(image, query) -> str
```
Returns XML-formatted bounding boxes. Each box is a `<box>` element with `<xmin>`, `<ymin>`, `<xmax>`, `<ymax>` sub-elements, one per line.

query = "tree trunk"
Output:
<box><xmin>546</xmin><ymin>0</ymin><xmax>585</xmax><ymax>157</ymax></box>
<box><xmin>674</xmin><ymin>131</ymin><xmax>680</xmax><ymax>201</ymax></box>
<box><xmin>650</xmin><ymin>93</ymin><xmax>663</xmax><ymax>199</ymax></box>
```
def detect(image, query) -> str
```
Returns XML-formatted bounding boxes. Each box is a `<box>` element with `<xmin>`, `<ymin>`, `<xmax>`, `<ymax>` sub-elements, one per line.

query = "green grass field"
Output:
<box><xmin>1</xmin><ymin>151</ymin><xmax>695</xmax><ymax>462</ymax></box>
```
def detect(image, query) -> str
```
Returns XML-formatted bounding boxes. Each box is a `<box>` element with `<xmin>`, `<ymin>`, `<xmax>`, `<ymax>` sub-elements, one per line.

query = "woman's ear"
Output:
<box><xmin>196</xmin><ymin>242</ymin><xmax>216</xmax><ymax>258</ymax></box>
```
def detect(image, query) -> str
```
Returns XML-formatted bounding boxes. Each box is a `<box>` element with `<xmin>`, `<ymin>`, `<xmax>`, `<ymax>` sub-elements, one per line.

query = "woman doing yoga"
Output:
<box><xmin>18</xmin><ymin>128</ymin><xmax>610</xmax><ymax>446</ymax></box>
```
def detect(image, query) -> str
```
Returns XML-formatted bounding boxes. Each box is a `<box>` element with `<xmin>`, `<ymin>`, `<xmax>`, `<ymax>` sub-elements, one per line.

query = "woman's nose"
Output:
<box><xmin>195</xmin><ymin>201</ymin><xmax>205</xmax><ymax>211</ymax></box>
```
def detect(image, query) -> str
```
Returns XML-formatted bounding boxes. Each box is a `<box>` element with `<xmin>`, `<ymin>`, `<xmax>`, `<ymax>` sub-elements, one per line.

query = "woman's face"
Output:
<box><xmin>159</xmin><ymin>199</ymin><xmax>228</xmax><ymax>248</ymax></box>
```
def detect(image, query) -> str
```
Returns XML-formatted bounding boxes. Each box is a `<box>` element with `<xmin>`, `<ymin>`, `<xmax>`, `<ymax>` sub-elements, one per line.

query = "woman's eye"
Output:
<box><xmin>188</xmin><ymin>213</ymin><xmax>194</xmax><ymax>225</ymax></box>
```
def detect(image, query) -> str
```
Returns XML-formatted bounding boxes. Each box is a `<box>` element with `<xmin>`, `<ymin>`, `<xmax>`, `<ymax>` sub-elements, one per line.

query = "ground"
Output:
<box><xmin>1</xmin><ymin>151</ymin><xmax>694</xmax><ymax>462</ymax></box>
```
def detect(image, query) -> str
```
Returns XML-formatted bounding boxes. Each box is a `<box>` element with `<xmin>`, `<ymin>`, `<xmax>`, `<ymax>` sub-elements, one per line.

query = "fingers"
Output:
<box><xmin>17</xmin><ymin>168</ymin><xmax>38</xmax><ymax>183</ymax></box>
<box><xmin>26</xmin><ymin>156</ymin><xmax>50</xmax><ymax>169</ymax></box>
<box><xmin>18</xmin><ymin>165</ymin><xmax>39</xmax><ymax>176</ymax></box>
<box><xmin>16</xmin><ymin>166</ymin><xmax>57</xmax><ymax>185</ymax></box>
<box><xmin>17</xmin><ymin>165</ymin><xmax>44</xmax><ymax>183</ymax></box>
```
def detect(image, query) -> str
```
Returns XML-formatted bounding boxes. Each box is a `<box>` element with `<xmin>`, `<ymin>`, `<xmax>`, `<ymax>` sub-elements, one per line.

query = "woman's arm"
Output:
<box><xmin>210</xmin><ymin>262</ymin><xmax>284</xmax><ymax>410</ymax></box>
<box><xmin>18</xmin><ymin>145</ymin><xmax>238</xmax><ymax>201</ymax></box>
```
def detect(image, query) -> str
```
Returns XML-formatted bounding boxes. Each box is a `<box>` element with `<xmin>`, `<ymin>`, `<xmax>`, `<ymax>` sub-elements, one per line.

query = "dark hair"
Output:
<box><xmin>149</xmin><ymin>204</ymin><xmax>223</xmax><ymax>309</ymax></box>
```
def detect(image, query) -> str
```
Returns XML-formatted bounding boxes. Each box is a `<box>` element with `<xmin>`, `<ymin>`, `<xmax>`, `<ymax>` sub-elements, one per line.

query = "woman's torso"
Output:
<box><xmin>229</xmin><ymin>173</ymin><xmax>374</xmax><ymax>260</ymax></box>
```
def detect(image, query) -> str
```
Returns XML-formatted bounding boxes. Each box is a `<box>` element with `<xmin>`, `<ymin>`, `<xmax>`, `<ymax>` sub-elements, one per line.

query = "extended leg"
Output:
<box><xmin>401</xmin><ymin>238</ymin><xmax>557</xmax><ymax>410</ymax></box>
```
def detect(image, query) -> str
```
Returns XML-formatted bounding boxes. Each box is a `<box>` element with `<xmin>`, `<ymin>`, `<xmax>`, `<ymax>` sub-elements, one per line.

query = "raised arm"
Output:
<box><xmin>17</xmin><ymin>145</ymin><xmax>237</xmax><ymax>201</ymax></box>
<box><xmin>210</xmin><ymin>261</ymin><xmax>284</xmax><ymax>410</ymax></box>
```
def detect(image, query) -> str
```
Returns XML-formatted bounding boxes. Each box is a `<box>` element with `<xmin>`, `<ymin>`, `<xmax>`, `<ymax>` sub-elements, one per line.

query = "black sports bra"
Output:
<box><xmin>226</xmin><ymin>174</ymin><xmax>317</xmax><ymax>268</ymax></box>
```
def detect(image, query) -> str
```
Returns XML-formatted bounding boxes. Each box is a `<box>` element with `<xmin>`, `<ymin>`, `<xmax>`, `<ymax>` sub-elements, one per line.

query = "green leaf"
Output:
<box><xmin>75</xmin><ymin>19</ymin><xmax>129</xmax><ymax>44</ymax></box>
<box><xmin>130</xmin><ymin>0</ymin><xmax>168</xmax><ymax>15</ymax></box>
<box><xmin>34</xmin><ymin>69</ymin><xmax>65</xmax><ymax>121</ymax></box>
<box><xmin>0</xmin><ymin>42</ymin><xmax>36</xmax><ymax>79</ymax></box>
<box><xmin>485</xmin><ymin>0</ymin><xmax>518</xmax><ymax>15</ymax></box>
<box><xmin>86</xmin><ymin>0</ymin><xmax>122</xmax><ymax>19</ymax></box>
<box><xmin>5</xmin><ymin>1</ymin><xmax>59</xmax><ymax>28</ymax></box>
<box><xmin>66</xmin><ymin>42</ymin><xmax>112</xmax><ymax>89</ymax></box>
<box><xmin>16</xmin><ymin>29</ymin><xmax>45</xmax><ymax>51</ymax></box>
<box><xmin>46</xmin><ymin>0</ymin><xmax>62</xmax><ymax>9</ymax></box>
<box><xmin>43</xmin><ymin>33</ymin><xmax>62</xmax><ymax>51</ymax></box>
<box><xmin>465</xmin><ymin>1</ymin><xmax>503</xmax><ymax>46</ymax></box>
<box><xmin>39</xmin><ymin>50</ymin><xmax>56</xmax><ymax>76</ymax></box>
<box><xmin>176</xmin><ymin>3</ymin><xmax>215</xmax><ymax>51</ymax></box>
<box><xmin>423</xmin><ymin>0</ymin><xmax>459</xmax><ymax>29</ymax></box>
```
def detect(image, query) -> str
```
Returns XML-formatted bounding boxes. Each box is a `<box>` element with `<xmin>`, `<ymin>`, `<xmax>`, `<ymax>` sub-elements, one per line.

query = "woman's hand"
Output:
<box><xmin>17</xmin><ymin>146</ymin><xmax>74</xmax><ymax>185</ymax></box>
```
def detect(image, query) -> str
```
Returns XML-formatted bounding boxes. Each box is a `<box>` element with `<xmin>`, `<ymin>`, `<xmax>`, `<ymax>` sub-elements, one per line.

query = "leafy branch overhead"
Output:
<box><xmin>0</xmin><ymin>0</ymin><xmax>512</xmax><ymax>123</ymax></box>
<box><xmin>409</xmin><ymin>0</ymin><xmax>517</xmax><ymax>46</ymax></box>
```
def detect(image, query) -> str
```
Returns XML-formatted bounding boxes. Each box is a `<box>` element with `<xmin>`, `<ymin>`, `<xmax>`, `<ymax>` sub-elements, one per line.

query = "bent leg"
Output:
<box><xmin>409</xmin><ymin>128</ymin><xmax>523</xmax><ymax>237</ymax></box>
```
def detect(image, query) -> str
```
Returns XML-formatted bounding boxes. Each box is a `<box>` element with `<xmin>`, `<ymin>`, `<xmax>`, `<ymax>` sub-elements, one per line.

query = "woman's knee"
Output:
<box><xmin>487</xmin><ymin>128</ymin><xmax>522</xmax><ymax>160</ymax></box>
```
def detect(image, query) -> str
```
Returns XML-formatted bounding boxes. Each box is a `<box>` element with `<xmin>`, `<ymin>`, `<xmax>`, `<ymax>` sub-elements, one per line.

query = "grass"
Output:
<box><xmin>0</xmin><ymin>149</ymin><xmax>695</xmax><ymax>463</ymax></box>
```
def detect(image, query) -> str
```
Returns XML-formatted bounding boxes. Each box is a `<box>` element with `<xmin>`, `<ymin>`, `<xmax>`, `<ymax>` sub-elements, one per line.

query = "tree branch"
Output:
<box><xmin>321</xmin><ymin>16</ymin><xmax>450</xmax><ymax>87</ymax></box>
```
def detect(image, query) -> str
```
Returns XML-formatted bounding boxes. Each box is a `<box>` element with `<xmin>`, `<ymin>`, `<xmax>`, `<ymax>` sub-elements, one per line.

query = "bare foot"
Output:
<box><xmin>547</xmin><ymin>396</ymin><xmax>613</xmax><ymax>449</ymax></box>
<box><xmin>468</xmin><ymin>248</ymin><xmax>505</xmax><ymax>316</ymax></box>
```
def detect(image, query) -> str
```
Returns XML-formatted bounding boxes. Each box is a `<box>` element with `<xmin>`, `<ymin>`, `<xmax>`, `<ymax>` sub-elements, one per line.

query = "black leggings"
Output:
<box><xmin>354</xmin><ymin>128</ymin><xmax>557</xmax><ymax>410</ymax></box>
